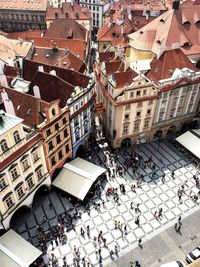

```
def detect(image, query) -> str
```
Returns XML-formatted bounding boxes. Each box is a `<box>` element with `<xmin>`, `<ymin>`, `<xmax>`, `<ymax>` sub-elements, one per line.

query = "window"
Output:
<box><xmin>17</xmin><ymin>186</ymin><xmax>24</xmax><ymax>198</ymax></box>
<box><xmin>84</xmin><ymin>122</ymin><xmax>88</xmax><ymax>134</ymax></box>
<box><xmin>56</xmin><ymin>134</ymin><xmax>61</xmax><ymax>144</ymax></box>
<box><xmin>1</xmin><ymin>139</ymin><xmax>9</xmax><ymax>153</ymax></box>
<box><xmin>22</xmin><ymin>159</ymin><xmax>29</xmax><ymax>171</ymax></box>
<box><xmin>143</xmin><ymin>89</ymin><xmax>147</xmax><ymax>95</ymax></box>
<box><xmin>46</xmin><ymin>129</ymin><xmax>51</xmax><ymax>137</ymax></box>
<box><xmin>83</xmin><ymin>110</ymin><xmax>87</xmax><ymax>120</ymax></box>
<box><xmin>55</xmin><ymin>123</ymin><xmax>59</xmax><ymax>131</ymax></box>
<box><xmin>0</xmin><ymin>177</ymin><xmax>7</xmax><ymax>191</ymax></box>
<box><xmin>33</xmin><ymin>150</ymin><xmax>39</xmax><ymax>162</ymax></box>
<box><xmin>58</xmin><ymin>150</ymin><xmax>63</xmax><ymax>160</ymax></box>
<box><xmin>52</xmin><ymin>108</ymin><xmax>56</xmax><ymax>116</ymax></box>
<box><xmin>74</xmin><ymin>117</ymin><xmax>79</xmax><ymax>127</ymax></box>
<box><xmin>13</xmin><ymin>131</ymin><xmax>20</xmax><ymax>143</ymax></box>
<box><xmin>75</xmin><ymin>131</ymin><xmax>80</xmax><ymax>142</ymax></box>
<box><xmin>51</xmin><ymin>156</ymin><xmax>56</xmax><ymax>167</ymax></box>
<box><xmin>48</xmin><ymin>141</ymin><xmax>54</xmax><ymax>151</ymax></box>
<box><xmin>144</xmin><ymin>120</ymin><xmax>149</xmax><ymax>129</ymax></box>
<box><xmin>130</xmin><ymin>92</ymin><xmax>134</xmax><ymax>98</ymax></box>
<box><xmin>136</xmin><ymin>111</ymin><xmax>141</xmax><ymax>117</ymax></box>
<box><xmin>137</xmin><ymin>102</ymin><xmax>142</xmax><ymax>108</ymax></box>
<box><xmin>65</xmin><ymin>144</ymin><xmax>70</xmax><ymax>153</ymax></box>
<box><xmin>136</xmin><ymin>91</ymin><xmax>141</xmax><ymax>96</ymax></box>
<box><xmin>27</xmin><ymin>177</ymin><xmax>34</xmax><ymax>189</ymax></box>
<box><xmin>125</xmin><ymin>104</ymin><xmax>130</xmax><ymax>110</ymax></box>
<box><xmin>134</xmin><ymin>122</ymin><xmax>140</xmax><ymax>131</ymax></box>
<box><xmin>147</xmin><ymin>109</ymin><xmax>151</xmax><ymax>115</ymax></box>
<box><xmin>93</xmin><ymin>6</ymin><xmax>95</xmax><ymax>10</ymax></box>
<box><xmin>64</xmin><ymin>129</ymin><xmax>68</xmax><ymax>138</ymax></box>
<box><xmin>123</xmin><ymin>124</ymin><xmax>129</xmax><ymax>133</ymax></box>
<box><xmin>5</xmin><ymin>196</ymin><xmax>14</xmax><ymax>209</ymax></box>
<box><xmin>36</xmin><ymin>168</ymin><xmax>43</xmax><ymax>180</ymax></box>
<box><xmin>148</xmin><ymin>100</ymin><xmax>153</xmax><ymax>105</ymax></box>
<box><xmin>124</xmin><ymin>114</ymin><xmax>129</xmax><ymax>120</ymax></box>
<box><xmin>97</xmin><ymin>6</ymin><xmax>99</xmax><ymax>11</ymax></box>
<box><xmin>62</xmin><ymin>117</ymin><xmax>67</xmax><ymax>125</ymax></box>
<box><xmin>11</xmin><ymin>168</ymin><xmax>19</xmax><ymax>180</ymax></box>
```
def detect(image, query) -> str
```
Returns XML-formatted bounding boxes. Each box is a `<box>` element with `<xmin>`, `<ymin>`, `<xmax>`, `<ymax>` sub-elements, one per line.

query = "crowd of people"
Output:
<box><xmin>30</xmin><ymin>132</ymin><xmax>199</xmax><ymax>267</ymax></box>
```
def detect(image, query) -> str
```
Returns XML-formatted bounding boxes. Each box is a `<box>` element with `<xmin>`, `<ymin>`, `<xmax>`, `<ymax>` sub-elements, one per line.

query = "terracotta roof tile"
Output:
<box><xmin>105</xmin><ymin>59</ymin><xmax>124</xmax><ymax>75</ymax></box>
<box><xmin>1</xmin><ymin>86</ymin><xmax>49</xmax><ymax>127</ymax></box>
<box><xmin>29</xmin><ymin>71</ymin><xmax>74</xmax><ymax>108</ymax></box>
<box><xmin>128</xmin><ymin>6</ymin><xmax>200</xmax><ymax>57</ymax></box>
<box><xmin>32</xmin><ymin>47</ymin><xmax>86</xmax><ymax>73</ymax></box>
<box><xmin>114</xmin><ymin>69</ymin><xmax>138</xmax><ymax>88</ymax></box>
<box><xmin>23</xmin><ymin>59</ymin><xmax>90</xmax><ymax>88</ymax></box>
<box><xmin>3</xmin><ymin>64</ymin><xmax>21</xmax><ymax>85</ymax></box>
<box><xmin>99</xmin><ymin>52</ymin><xmax>115</xmax><ymax>62</ymax></box>
<box><xmin>44</xmin><ymin>18</ymin><xmax>87</xmax><ymax>41</ymax></box>
<box><xmin>46</xmin><ymin>2</ymin><xmax>91</xmax><ymax>20</ymax></box>
<box><xmin>146</xmin><ymin>48</ymin><xmax>198</xmax><ymax>83</ymax></box>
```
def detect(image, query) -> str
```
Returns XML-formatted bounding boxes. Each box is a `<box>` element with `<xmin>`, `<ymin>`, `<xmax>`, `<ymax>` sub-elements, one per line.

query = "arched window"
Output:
<box><xmin>1</xmin><ymin>139</ymin><xmax>9</xmax><ymax>152</ymax></box>
<box><xmin>13</xmin><ymin>131</ymin><xmax>20</xmax><ymax>143</ymax></box>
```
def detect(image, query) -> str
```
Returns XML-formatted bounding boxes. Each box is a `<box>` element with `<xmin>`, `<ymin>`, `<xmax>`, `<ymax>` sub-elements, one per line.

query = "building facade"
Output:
<box><xmin>0</xmin><ymin>110</ymin><xmax>51</xmax><ymax>230</ymax></box>
<box><xmin>67</xmin><ymin>81</ymin><xmax>96</xmax><ymax>157</ymax></box>
<box><xmin>0</xmin><ymin>0</ymin><xmax>47</xmax><ymax>32</ymax></box>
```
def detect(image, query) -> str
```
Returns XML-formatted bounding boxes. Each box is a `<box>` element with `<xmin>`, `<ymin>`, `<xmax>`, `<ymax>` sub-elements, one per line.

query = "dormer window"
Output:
<box><xmin>160</xmin><ymin>18</ymin><xmax>164</xmax><ymax>23</ymax></box>
<box><xmin>13</xmin><ymin>131</ymin><xmax>20</xmax><ymax>144</ymax></box>
<box><xmin>52</xmin><ymin>108</ymin><xmax>56</xmax><ymax>116</ymax></box>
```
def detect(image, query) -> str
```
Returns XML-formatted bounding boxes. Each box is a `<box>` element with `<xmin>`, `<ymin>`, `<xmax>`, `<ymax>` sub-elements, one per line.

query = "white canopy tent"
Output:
<box><xmin>0</xmin><ymin>229</ymin><xmax>42</xmax><ymax>267</ymax></box>
<box><xmin>175</xmin><ymin>129</ymin><xmax>200</xmax><ymax>159</ymax></box>
<box><xmin>52</xmin><ymin>157</ymin><xmax>106</xmax><ymax>201</ymax></box>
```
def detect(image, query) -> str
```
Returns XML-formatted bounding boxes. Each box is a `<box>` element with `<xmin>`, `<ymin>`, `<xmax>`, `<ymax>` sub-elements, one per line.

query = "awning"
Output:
<box><xmin>176</xmin><ymin>129</ymin><xmax>200</xmax><ymax>160</ymax></box>
<box><xmin>0</xmin><ymin>229</ymin><xmax>42</xmax><ymax>267</ymax></box>
<box><xmin>53</xmin><ymin>157</ymin><xmax>106</xmax><ymax>201</ymax></box>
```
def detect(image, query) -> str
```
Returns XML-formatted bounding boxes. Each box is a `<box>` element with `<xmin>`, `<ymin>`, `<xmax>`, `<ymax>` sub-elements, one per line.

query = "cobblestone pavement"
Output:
<box><xmin>14</xmin><ymin>139</ymin><xmax>200</xmax><ymax>267</ymax></box>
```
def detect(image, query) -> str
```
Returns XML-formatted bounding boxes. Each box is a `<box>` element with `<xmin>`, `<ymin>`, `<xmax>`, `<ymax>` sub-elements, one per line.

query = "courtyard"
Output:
<box><xmin>11</xmin><ymin>138</ymin><xmax>200</xmax><ymax>267</ymax></box>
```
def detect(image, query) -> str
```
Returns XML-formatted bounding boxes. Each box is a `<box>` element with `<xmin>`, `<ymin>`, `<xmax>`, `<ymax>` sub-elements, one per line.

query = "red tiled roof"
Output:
<box><xmin>46</xmin><ymin>2</ymin><xmax>91</xmax><ymax>20</ymax></box>
<box><xmin>23</xmin><ymin>59</ymin><xmax>90</xmax><ymax>88</ymax></box>
<box><xmin>7</xmin><ymin>33</ymin><xmax>86</xmax><ymax>61</ymax></box>
<box><xmin>114</xmin><ymin>69</ymin><xmax>138</xmax><ymax>88</ymax></box>
<box><xmin>110</xmin><ymin>0</ymin><xmax>167</xmax><ymax>13</ymax></box>
<box><xmin>32</xmin><ymin>47</ymin><xmax>85</xmax><ymax>73</ymax></box>
<box><xmin>29</xmin><ymin>71</ymin><xmax>74</xmax><ymax>108</ymax></box>
<box><xmin>146</xmin><ymin>48</ymin><xmax>198</xmax><ymax>83</ymax></box>
<box><xmin>98</xmin><ymin>16</ymin><xmax>137</xmax><ymax>42</ymax></box>
<box><xmin>44</xmin><ymin>18</ymin><xmax>87</xmax><ymax>41</ymax></box>
<box><xmin>1</xmin><ymin>87</ymin><xmax>49</xmax><ymax>127</ymax></box>
<box><xmin>105</xmin><ymin>58</ymin><xmax>124</xmax><ymax>75</ymax></box>
<box><xmin>99</xmin><ymin>52</ymin><xmax>115</xmax><ymax>62</ymax></box>
<box><xmin>128</xmin><ymin>6</ymin><xmax>200</xmax><ymax>56</ymax></box>
<box><xmin>3</xmin><ymin>64</ymin><xmax>21</xmax><ymax>85</ymax></box>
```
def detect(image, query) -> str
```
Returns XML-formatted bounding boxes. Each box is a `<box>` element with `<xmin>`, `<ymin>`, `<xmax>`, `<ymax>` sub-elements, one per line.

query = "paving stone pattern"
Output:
<box><xmin>16</xmin><ymin>140</ymin><xmax>200</xmax><ymax>267</ymax></box>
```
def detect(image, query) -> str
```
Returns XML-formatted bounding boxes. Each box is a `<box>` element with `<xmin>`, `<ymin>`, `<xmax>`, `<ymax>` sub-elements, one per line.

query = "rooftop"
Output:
<box><xmin>44</xmin><ymin>18</ymin><xmax>87</xmax><ymax>41</ymax></box>
<box><xmin>146</xmin><ymin>48</ymin><xmax>198</xmax><ymax>83</ymax></box>
<box><xmin>0</xmin><ymin>0</ymin><xmax>47</xmax><ymax>11</ymax></box>
<box><xmin>128</xmin><ymin>6</ymin><xmax>200</xmax><ymax>57</ymax></box>
<box><xmin>0</xmin><ymin>110</ymin><xmax>23</xmax><ymax>135</ymax></box>
<box><xmin>23</xmin><ymin>59</ymin><xmax>90</xmax><ymax>88</ymax></box>
<box><xmin>46</xmin><ymin>2</ymin><xmax>91</xmax><ymax>20</ymax></box>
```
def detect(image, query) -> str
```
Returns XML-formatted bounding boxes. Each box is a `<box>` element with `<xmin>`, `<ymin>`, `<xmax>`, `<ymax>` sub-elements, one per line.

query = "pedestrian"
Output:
<box><xmin>174</xmin><ymin>223</ymin><xmax>177</xmax><ymax>232</ymax></box>
<box><xmin>135</xmin><ymin>216</ymin><xmax>140</xmax><ymax>226</ymax></box>
<box><xmin>130</xmin><ymin>202</ymin><xmax>134</xmax><ymax>209</ymax></box>
<box><xmin>158</xmin><ymin>208</ymin><xmax>163</xmax><ymax>218</ymax></box>
<box><xmin>114</xmin><ymin>245</ymin><xmax>119</xmax><ymax>255</ymax></box>
<box><xmin>177</xmin><ymin>225</ymin><xmax>181</xmax><ymax>235</ymax></box>
<box><xmin>124</xmin><ymin>224</ymin><xmax>127</xmax><ymax>235</ymax></box>
<box><xmin>135</xmin><ymin>203</ymin><xmax>141</xmax><ymax>213</ymax></box>
<box><xmin>161</xmin><ymin>173</ymin><xmax>165</xmax><ymax>184</ymax></box>
<box><xmin>154</xmin><ymin>210</ymin><xmax>158</xmax><ymax>219</ymax></box>
<box><xmin>171</xmin><ymin>170</ymin><xmax>175</xmax><ymax>179</ymax></box>
<box><xmin>178</xmin><ymin>216</ymin><xmax>182</xmax><ymax>224</ymax></box>
<box><xmin>103</xmin><ymin>238</ymin><xmax>107</xmax><ymax>247</ymax></box>
<box><xmin>138</xmin><ymin>238</ymin><xmax>142</xmax><ymax>248</ymax></box>
<box><xmin>114</xmin><ymin>220</ymin><xmax>118</xmax><ymax>229</ymax></box>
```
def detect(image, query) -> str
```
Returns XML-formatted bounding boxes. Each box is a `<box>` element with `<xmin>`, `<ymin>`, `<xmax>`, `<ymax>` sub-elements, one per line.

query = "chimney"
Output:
<box><xmin>172</xmin><ymin>0</ymin><xmax>180</xmax><ymax>10</ymax></box>
<box><xmin>33</xmin><ymin>85</ymin><xmax>41</xmax><ymax>99</ymax></box>
<box><xmin>1</xmin><ymin>90</ymin><xmax>16</xmax><ymax>115</ymax></box>
<box><xmin>146</xmin><ymin>13</ymin><xmax>149</xmax><ymax>20</ymax></box>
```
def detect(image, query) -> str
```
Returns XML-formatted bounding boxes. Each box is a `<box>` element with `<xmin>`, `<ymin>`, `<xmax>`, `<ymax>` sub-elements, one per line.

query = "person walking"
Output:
<box><xmin>138</xmin><ymin>238</ymin><xmax>142</xmax><ymax>248</ymax></box>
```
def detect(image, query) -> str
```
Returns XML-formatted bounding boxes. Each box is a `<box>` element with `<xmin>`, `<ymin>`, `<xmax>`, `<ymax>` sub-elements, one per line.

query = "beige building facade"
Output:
<box><xmin>0</xmin><ymin>111</ymin><xmax>51</xmax><ymax>230</ymax></box>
